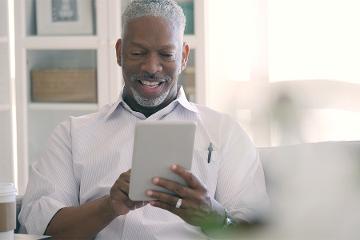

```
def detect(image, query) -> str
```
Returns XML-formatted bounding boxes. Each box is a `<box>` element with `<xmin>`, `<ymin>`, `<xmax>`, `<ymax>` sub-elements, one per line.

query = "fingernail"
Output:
<box><xmin>153</xmin><ymin>177</ymin><xmax>159</xmax><ymax>184</ymax></box>
<box><xmin>146</xmin><ymin>190</ymin><xmax>153</xmax><ymax>196</ymax></box>
<box><xmin>171</xmin><ymin>164</ymin><xmax>177</xmax><ymax>170</ymax></box>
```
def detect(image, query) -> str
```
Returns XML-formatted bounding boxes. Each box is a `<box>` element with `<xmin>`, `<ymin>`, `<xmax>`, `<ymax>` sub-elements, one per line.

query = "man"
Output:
<box><xmin>19</xmin><ymin>0</ymin><xmax>268</xmax><ymax>239</ymax></box>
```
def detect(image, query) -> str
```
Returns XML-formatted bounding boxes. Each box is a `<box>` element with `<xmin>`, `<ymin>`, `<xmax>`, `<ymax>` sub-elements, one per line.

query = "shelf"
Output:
<box><xmin>24</xmin><ymin>36</ymin><xmax>101</xmax><ymax>49</ymax></box>
<box><xmin>22</xmin><ymin>36</ymin><xmax>197</xmax><ymax>49</ymax></box>
<box><xmin>29</xmin><ymin>103</ymin><xmax>98</xmax><ymax>111</ymax></box>
<box><xmin>0</xmin><ymin>104</ymin><xmax>10</xmax><ymax>111</ymax></box>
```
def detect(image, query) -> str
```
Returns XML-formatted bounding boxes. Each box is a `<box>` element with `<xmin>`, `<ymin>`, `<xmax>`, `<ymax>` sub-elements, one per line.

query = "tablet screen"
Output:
<box><xmin>129</xmin><ymin>121</ymin><xmax>196</xmax><ymax>201</ymax></box>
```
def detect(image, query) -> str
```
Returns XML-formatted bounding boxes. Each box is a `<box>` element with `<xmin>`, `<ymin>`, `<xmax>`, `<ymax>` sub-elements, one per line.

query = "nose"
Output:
<box><xmin>141</xmin><ymin>53</ymin><xmax>163</xmax><ymax>74</ymax></box>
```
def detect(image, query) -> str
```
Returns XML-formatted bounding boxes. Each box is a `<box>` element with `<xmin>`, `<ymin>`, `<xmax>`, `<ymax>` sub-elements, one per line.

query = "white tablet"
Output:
<box><xmin>129</xmin><ymin>121</ymin><xmax>196</xmax><ymax>201</ymax></box>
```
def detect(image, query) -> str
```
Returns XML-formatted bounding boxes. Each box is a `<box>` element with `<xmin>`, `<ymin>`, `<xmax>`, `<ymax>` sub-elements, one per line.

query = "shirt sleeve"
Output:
<box><xmin>19</xmin><ymin>119</ymin><xmax>79</xmax><ymax>234</ymax></box>
<box><xmin>215</xmin><ymin>118</ymin><xmax>269</xmax><ymax>223</ymax></box>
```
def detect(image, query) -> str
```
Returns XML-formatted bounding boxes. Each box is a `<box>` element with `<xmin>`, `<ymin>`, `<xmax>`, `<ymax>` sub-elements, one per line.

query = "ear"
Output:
<box><xmin>181</xmin><ymin>42</ymin><xmax>190</xmax><ymax>72</ymax></box>
<box><xmin>115</xmin><ymin>39</ymin><xmax>122</xmax><ymax>66</ymax></box>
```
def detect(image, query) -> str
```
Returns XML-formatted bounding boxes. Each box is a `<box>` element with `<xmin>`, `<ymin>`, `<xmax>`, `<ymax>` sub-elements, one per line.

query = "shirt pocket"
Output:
<box><xmin>191</xmin><ymin>148</ymin><xmax>221</xmax><ymax>197</ymax></box>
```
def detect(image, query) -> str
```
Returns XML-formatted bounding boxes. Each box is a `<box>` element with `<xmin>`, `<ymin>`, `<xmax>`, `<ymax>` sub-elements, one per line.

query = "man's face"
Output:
<box><xmin>116</xmin><ymin>16</ymin><xmax>189</xmax><ymax>109</ymax></box>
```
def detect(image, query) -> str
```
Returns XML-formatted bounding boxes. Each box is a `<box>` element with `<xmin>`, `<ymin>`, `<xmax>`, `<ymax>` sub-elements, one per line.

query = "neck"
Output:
<box><xmin>123</xmin><ymin>87</ymin><xmax>180</xmax><ymax>118</ymax></box>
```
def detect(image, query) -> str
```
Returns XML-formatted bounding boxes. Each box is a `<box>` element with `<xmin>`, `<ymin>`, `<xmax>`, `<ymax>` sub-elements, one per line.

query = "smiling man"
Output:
<box><xmin>118</xmin><ymin>6</ymin><xmax>189</xmax><ymax>116</ymax></box>
<box><xmin>19</xmin><ymin>0</ymin><xmax>268</xmax><ymax>239</ymax></box>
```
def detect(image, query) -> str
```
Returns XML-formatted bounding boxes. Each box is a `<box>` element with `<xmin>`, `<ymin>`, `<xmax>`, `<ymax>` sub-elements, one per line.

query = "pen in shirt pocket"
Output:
<box><xmin>207</xmin><ymin>142</ymin><xmax>213</xmax><ymax>163</ymax></box>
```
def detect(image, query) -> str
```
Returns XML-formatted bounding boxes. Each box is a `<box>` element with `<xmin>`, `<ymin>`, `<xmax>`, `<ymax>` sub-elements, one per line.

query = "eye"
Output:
<box><xmin>160</xmin><ymin>52</ymin><xmax>176</xmax><ymax>60</ymax></box>
<box><xmin>131</xmin><ymin>51</ymin><xmax>145</xmax><ymax>56</ymax></box>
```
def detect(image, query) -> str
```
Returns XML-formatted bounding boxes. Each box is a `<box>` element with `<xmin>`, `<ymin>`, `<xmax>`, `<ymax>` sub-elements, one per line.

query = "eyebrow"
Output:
<box><xmin>129</xmin><ymin>41</ymin><xmax>177</xmax><ymax>50</ymax></box>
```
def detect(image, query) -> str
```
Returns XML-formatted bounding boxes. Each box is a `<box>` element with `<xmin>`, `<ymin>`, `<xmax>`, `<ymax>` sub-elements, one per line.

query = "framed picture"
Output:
<box><xmin>36</xmin><ymin>0</ymin><xmax>94</xmax><ymax>35</ymax></box>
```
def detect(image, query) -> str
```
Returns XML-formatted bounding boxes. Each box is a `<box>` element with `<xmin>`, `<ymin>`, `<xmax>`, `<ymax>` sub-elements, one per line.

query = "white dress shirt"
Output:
<box><xmin>19</xmin><ymin>88</ymin><xmax>268</xmax><ymax>239</ymax></box>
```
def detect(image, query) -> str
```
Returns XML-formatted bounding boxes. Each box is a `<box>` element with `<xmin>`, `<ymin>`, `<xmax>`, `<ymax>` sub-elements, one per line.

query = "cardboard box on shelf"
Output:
<box><xmin>31</xmin><ymin>69</ymin><xmax>97</xmax><ymax>103</ymax></box>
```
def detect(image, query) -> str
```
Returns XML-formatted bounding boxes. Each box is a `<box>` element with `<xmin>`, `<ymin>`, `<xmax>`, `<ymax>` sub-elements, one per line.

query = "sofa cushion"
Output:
<box><xmin>258</xmin><ymin>141</ymin><xmax>360</xmax><ymax>196</ymax></box>
<box><xmin>257</xmin><ymin>141</ymin><xmax>360</xmax><ymax>239</ymax></box>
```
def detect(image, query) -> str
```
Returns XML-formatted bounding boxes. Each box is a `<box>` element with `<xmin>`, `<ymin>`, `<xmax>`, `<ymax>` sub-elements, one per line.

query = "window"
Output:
<box><xmin>207</xmin><ymin>0</ymin><xmax>360</xmax><ymax>146</ymax></box>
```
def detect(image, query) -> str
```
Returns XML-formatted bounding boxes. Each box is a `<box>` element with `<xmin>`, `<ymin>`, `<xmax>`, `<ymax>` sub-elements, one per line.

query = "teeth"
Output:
<box><xmin>140</xmin><ymin>80</ymin><xmax>162</xmax><ymax>87</ymax></box>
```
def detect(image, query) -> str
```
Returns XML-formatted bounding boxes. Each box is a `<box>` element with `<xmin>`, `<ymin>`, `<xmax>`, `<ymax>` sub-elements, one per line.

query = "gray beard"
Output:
<box><xmin>130</xmin><ymin>86</ymin><xmax>171</xmax><ymax>107</ymax></box>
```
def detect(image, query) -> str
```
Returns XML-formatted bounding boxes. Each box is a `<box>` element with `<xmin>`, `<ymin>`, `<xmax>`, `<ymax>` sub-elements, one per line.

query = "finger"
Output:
<box><xmin>115</xmin><ymin>170</ymin><xmax>132</xmax><ymax>190</ymax></box>
<box><xmin>120</xmin><ymin>169</ymin><xmax>131</xmax><ymax>183</ymax></box>
<box><xmin>114</xmin><ymin>179</ymin><xmax>130</xmax><ymax>196</ymax></box>
<box><xmin>134</xmin><ymin>200</ymin><xmax>148</xmax><ymax>205</ymax></box>
<box><xmin>147</xmin><ymin>190</ymin><xmax>201</xmax><ymax>211</ymax></box>
<box><xmin>110</xmin><ymin>187</ymin><xmax>128</xmax><ymax>201</ymax></box>
<box><xmin>152</xmin><ymin>177</ymin><xmax>196</xmax><ymax>198</ymax></box>
<box><xmin>150</xmin><ymin>200</ymin><xmax>181</xmax><ymax>214</ymax></box>
<box><xmin>134</xmin><ymin>201</ymin><xmax>149</xmax><ymax>208</ymax></box>
<box><xmin>112</xmin><ymin>194</ymin><xmax>140</xmax><ymax>210</ymax></box>
<box><xmin>110</xmin><ymin>188</ymin><xmax>137</xmax><ymax>211</ymax></box>
<box><xmin>114</xmin><ymin>196</ymin><xmax>144</xmax><ymax>210</ymax></box>
<box><xmin>147</xmin><ymin>190</ymin><xmax>178</xmax><ymax>206</ymax></box>
<box><xmin>121</xmin><ymin>182</ymin><xmax>130</xmax><ymax>194</ymax></box>
<box><xmin>170</xmin><ymin>164</ymin><xmax>206</xmax><ymax>191</ymax></box>
<box><xmin>150</xmin><ymin>200</ymin><xmax>192</xmax><ymax>222</ymax></box>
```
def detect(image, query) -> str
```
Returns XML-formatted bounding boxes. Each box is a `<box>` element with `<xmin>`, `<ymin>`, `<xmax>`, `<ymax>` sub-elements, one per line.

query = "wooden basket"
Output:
<box><xmin>31</xmin><ymin>69</ymin><xmax>97</xmax><ymax>103</ymax></box>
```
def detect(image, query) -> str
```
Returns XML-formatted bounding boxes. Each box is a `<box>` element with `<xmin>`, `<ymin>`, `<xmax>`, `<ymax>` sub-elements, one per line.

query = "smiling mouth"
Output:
<box><xmin>139</xmin><ymin>80</ymin><xmax>165</xmax><ymax>88</ymax></box>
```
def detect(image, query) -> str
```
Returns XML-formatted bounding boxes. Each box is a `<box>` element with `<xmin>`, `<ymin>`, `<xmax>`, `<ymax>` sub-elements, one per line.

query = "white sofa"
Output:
<box><xmin>16</xmin><ymin>141</ymin><xmax>359</xmax><ymax>238</ymax></box>
<box><xmin>257</xmin><ymin>141</ymin><xmax>360</xmax><ymax>240</ymax></box>
<box><xmin>259</xmin><ymin>141</ymin><xmax>359</xmax><ymax>194</ymax></box>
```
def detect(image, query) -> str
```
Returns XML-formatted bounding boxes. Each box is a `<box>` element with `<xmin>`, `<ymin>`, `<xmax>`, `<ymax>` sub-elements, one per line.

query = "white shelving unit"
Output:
<box><xmin>0</xmin><ymin>104</ymin><xmax>11</xmax><ymax>111</ymax></box>
<box><xmin>23</xmin><ymin>36</ymin><xmax>99</xmax><ymax>49</ymax></box>
<box><xmin>28</xmin><ymin>103</ymin><xmax>98</xmax><ymax>111</ymax></box>
<box><xmin>14</xmin><ymin>0</ymin><xmax>206</xmax><ymax>193</ymax></box>
<box><xmin>0</xmin><ymin>0</ymin><xmax>14</xmax><ymax>184</ymax></box>
<box><xmin>0</xmin><ymin>37</ymin><xmax>9</xmax><ymax>43</ymax></box>
<box><xmin>14</xmin><ymin>0</ymin><xmax>116</xmax><ymax>193</ymax></box>
<box><xmin>190</xmin><ymin>0</ymin><xmax>206</xmax><ymax>104</ymax></box>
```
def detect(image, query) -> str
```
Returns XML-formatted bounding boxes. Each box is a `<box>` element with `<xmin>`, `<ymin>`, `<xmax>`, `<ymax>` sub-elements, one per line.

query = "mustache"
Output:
<box><xmin>130</xmin><ymin>72</ymin><xmax>171</xmax><ymax>82</ymax></box>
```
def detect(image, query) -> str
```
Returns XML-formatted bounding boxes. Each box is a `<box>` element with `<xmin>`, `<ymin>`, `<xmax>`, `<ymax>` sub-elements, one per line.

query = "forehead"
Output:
<box><xmin>124</xmin><ymin>16</ymin><xmax>182</xmax><ymax>48</ymax></box>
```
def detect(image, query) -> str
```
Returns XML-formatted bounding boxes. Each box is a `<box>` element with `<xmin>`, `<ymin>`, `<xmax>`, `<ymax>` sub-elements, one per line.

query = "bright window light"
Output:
<box><xmin>302</xmin><ymin>109</ymin><xmax>360</xmax><ymax>142</ymax></box>
<box><xmin>8</xmin><ymin>0</ymin><xmax>18</xmax><ymax>189</ymax></box>
<box><xmin>208</xmin><ymin>0</ymin><xmax>255</xmax><ymax>82</ymax></box>
<box><xmin>269</xmin><ymin>0</ymin><xmax>360</xmax><ymax>83</ymax></box>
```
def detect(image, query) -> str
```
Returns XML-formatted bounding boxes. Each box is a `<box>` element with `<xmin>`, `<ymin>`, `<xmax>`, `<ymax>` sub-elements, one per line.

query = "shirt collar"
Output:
<box><xmin>105</xmin><ymin>86</ymin><xmax>198</xmax><ymax>120</ymax></box>
<box><xmin>177</xmin><ymin>87</ymin><xmax>199</xmax><ymax>113</ymax></box>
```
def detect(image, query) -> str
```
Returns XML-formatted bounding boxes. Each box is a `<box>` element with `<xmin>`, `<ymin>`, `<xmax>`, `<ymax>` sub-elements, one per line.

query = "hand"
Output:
<box><xmin>147</xmin><ymin>165</ymin><xmax>225</xmax><ymax>230</ymax></box>
<box><xmin>109</xmin><ymin>169</ymin><xmax>148</xmax><ymax>216</ymax></box>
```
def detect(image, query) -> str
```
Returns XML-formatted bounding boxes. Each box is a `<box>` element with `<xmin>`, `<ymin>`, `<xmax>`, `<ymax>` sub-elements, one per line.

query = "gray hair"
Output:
<box><xmin>122</xmin><ymin>0</ymin><xmax>186</xmax><ymax>37</ymax></box>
